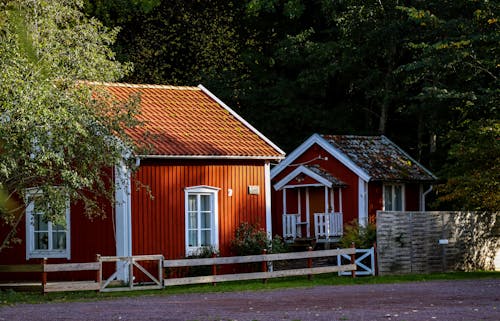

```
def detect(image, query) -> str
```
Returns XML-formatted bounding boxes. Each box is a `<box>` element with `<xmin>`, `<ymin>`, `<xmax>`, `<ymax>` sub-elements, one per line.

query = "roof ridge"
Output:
<box><xmin>322</xmin><ymin>134</ymin><xmax>382</xmax><ymax>139</ymax></box>
<box><xmin>79</xmin><ymin>81</ymin><xmax>200</xmax><ymax>91</ymax></box>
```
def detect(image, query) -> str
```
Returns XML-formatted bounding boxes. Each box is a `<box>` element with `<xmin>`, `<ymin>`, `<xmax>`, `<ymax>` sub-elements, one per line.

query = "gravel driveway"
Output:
<box><xmin>1</xmin><ymin>279</ymin><xmax>499</xmax><ymax>321</ymax></box>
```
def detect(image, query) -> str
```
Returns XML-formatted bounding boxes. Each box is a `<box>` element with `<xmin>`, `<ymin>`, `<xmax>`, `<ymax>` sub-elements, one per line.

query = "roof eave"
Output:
<box><xmin>138</xmin><ymin>154</ymin><xmax>285</xmax><ymax>161</ymax></box>
<box><xmin>381</xmin><ymin>135</ymin><xmax>438</xmax><ymax>181</ymax></box>
<box><xmin>270</xmin><ymin>133</ymin><xmax>371</xmax><ymax>182</ymax></box>
<box><xmin>198</xmin><ymin>84</ymin><xmax>286</xmax><ymax>158</ymax></box>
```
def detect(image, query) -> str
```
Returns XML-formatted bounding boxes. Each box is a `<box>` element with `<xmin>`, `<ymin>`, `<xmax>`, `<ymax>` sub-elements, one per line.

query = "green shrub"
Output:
<box><xmin>230</xmin><ymin>222</ymin><xmax>288</xmax><ymax>256</ymax></box>
<box><xmin>339</xmin><ymin>220</ymin><xmax>377</xmax><ymax>248</ymax></box>
<box><xmin>186</xmin><ymin>246</ymin><xmax>219</xmax><ymax>276</ymax></box>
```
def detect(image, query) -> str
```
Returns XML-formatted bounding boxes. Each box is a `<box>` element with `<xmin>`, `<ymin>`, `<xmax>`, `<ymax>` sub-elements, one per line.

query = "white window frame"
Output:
<box><xmin>184</xmin><ymin>186</ymin><xmax>220</xmax><ymax>256</ymax></box>
<box><xmin>383</xmin><ymin>184</ymin><xmax>405</xmax><ymax>211</ymax></box>
<box><xmin>25</xmin><ymin>188</ymin><xmax>71</xmax><ymax>260</ymax></box>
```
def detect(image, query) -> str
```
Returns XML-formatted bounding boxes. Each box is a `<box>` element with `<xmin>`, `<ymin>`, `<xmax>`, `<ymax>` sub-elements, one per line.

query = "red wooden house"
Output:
<box><xmin>0</xmin><ymin>83</ymin><xmax>285</xmax><ymax>279</ymax></box>
<box><xmin>271</xmin><ymin>134</ymin><xmax>436</xmax><ymax>243</ymax></box>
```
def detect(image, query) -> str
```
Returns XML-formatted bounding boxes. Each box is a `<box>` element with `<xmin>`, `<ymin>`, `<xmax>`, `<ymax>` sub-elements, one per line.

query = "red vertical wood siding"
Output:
<box><xmin>131</xmin><ymin>159</ymin><xmax>267</xmax><ymax>259</ymax></box>
<box><xmin>368</xmin><ymin>182</ymin><xmax>383</xmax><ymax>223</ymax></box>
<box><xmin>272</xmin><ymin>143</ymin><xmax>360</xmax><ymax>227</ymax></box>
<box><xmin>0</xmin><ymin>200</ymin><xmax>115</xmax><ymax>281</ymax></box>
<box><xmin>405</xmin><ymin>183</ymin><xmax>420</xmax><ymax>211</ymax></box>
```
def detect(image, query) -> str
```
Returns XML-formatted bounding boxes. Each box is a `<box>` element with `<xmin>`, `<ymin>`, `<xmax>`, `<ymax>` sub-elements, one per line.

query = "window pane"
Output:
<box><xmin>188</xmin><ymin>230</ymin><xmax>198</xmax><ymax>247</ymax></box>
<box><xmin>34</xmin><ymin>214</ymin><xmax>48</xmax><ymax>231</ymax></box>
<box><xmin>384</xmin><ymin>186</ymin><xmax>393</xmax><ymax>210</ymax></box>
<box><xmin>201</xmin><ymin>212</ymin><xmax>211</xmax><ymax>228</ymax></box>
<box><xmin>52</xmin><ymin>231</ymin><xmax>66</xmax><ymax>250</ymax></box>
<box><xmin>34</xmin><ymin>232</ymin><xmax>48</xmax><ymax>250</ymax></box>
<box><xmin>201</xmin><ymin>230</ymin><xmax>211</xmax><ymax>246</ymax></box>
<box><xmin>188</xmin><ymin>195</ymin><xmax>197</xmax><ymax>211</ymax></box>
<box><xmin>188</xmin><ymin>212</ymin><xmax>198</xmax><ymax>228</ymax></box>
<box><xmin>394</xmin><ymin>185</ymin><xmax>403</xmax><ymax>211</ymax></box>
<box><xmin>200</xmin><ymin>195</ymin><xmax>211</xmax><ymax>211</ymax></box>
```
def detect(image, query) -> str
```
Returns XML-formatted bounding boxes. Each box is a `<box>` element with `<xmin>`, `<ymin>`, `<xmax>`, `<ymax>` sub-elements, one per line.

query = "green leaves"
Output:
<box><xmin>0</xmin><ymin>0</ymin><xmax>140</xmax><ymax>249</ymax></box>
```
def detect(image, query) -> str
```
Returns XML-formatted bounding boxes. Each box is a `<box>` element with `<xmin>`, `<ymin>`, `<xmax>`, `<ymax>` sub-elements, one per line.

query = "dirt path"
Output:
<box><xmin>1</xmin><ymin>279</ymin><xmax>499</xmax><ymax>321</ymax></box>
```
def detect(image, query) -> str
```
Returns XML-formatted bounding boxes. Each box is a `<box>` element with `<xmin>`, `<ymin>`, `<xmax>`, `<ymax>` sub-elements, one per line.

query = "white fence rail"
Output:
<box><xmin>163</xmin><ymin>248</ymin><xmax>357</xmax><ymax>287</ymax></box>
<box><xmin>314</xmin><ymin>212</ymin><xmax>343</xmax><ymax>239</ymax></box>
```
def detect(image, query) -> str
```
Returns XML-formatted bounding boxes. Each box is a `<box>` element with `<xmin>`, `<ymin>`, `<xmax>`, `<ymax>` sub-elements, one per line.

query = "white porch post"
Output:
<box><xmin>265</xmin><ymin>162</ymin><xmax>272</xmax><ymax>239</ymax></box>
<box><xmin>115</xmin><ymin>162</ymin><xmax>132</xmax><ymax>282</ymax></box>
<box><xmin>324</xmin><ymin>186</ymin><xmax>329</xmax><ymax>237</ymax></box>
<box><xmin>339</xmin><ymin>189</ymin><xmax>343</xmax><ymax>213</ymax></box>
<box><xmin>324</xmin><ymin>186</ymin><xmax>329</xmax><ymax>214</ymax></box>
<box><xmin>305</xmin><ymin>187</ymin><xmax>310</xmax><ymax>238</ymax></box>
<box><xmin>282</xmin><ymin>187</ymin><xmax>287</xmax><ymax>238</ymax></box>
<box><xmin>330</xmin><ymin>188</ymin><xmax>335</xmax><ymax>213</ymax></box>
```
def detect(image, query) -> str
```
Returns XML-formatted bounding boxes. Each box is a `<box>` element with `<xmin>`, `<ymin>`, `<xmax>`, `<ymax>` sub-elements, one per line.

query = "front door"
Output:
<box><xmin>308</xmin><ymin>186</ymin><xmax>325</xmax><ymax>238</ymax></box>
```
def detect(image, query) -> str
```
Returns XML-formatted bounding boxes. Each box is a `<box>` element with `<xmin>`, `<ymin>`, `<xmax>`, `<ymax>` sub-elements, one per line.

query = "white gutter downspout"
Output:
<box><xmin>264</xmin><ymin>162</ymin><xmax>272</xmax><ymax>240</ymax></box>
<box><xmin>421</xmin><ymin>185</ymin><xmax>433</xmax><ymax>211</ymax></box>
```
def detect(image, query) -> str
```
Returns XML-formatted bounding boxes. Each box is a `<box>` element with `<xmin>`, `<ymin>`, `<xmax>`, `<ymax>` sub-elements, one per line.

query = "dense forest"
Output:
<box><xmin>83</xmin><ymin>0</ymin><xmax>498</xmax><ymax>211</ymax></box>
<box><xmin>2</xmin><ymin>0</ymin><xmax>495</xmax><ymax>213</ymax></box>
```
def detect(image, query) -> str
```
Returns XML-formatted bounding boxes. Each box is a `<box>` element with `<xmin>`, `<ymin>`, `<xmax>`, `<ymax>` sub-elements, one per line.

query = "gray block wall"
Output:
<box><xmin>376</xmin><ymin>211</ymin><xmax>500</xmax><ymax>275</ymax></box>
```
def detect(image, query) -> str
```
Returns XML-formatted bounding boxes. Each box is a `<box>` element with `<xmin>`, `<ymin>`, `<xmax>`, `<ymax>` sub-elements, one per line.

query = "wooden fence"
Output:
<box><xmin>0</xmin><ymin>247</ymin><xmax>357</xmax><ymax>293</ymax></box>
<box><xmin>0</xmin><ymin>255</ymin><xmax>100</xmax><ymax>293</ymax></box>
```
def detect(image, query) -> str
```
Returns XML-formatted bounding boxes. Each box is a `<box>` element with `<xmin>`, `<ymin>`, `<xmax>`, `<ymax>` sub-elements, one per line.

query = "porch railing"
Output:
<box><xmin>283</xmin><ymin>213</ymin><xmax>301</xmax><ymax>239</ymax></box>
<box><xmin>314</xmin><ymin>212</ymin><xmax>343</xmax><ymax>239</ymax></box>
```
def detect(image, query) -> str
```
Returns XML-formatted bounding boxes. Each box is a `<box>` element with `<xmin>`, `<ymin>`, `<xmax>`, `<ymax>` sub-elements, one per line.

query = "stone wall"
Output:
<box><xmin>376</xmin><ymin>211</ymin><xmax>500</xmax><ymax>275</ymax></box>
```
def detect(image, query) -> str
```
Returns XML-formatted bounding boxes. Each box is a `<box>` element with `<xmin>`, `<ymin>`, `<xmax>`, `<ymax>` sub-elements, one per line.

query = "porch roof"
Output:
<box><xmin>273</xmin><ymin>164</ymin><xmax>346</xmax><ymax>190</ymax></box>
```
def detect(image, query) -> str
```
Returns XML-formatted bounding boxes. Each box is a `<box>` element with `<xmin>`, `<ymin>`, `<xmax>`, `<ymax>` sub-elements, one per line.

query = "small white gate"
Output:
<box><xmin>100</xmin><ymin>255</ymin><xmax>164</xmax><ymax>292</ymax></box>
<box><xmin>337</xmin><ymin>247</ymin><xmax>375</xmax><ymax>276</ymax></box>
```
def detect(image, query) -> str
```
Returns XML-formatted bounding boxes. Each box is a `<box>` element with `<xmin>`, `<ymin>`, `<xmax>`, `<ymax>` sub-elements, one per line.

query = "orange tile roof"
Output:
<box><xmin>94</xmin><ymin>83</ymin><xmax>284</xmax><ymax>159</ymax></box>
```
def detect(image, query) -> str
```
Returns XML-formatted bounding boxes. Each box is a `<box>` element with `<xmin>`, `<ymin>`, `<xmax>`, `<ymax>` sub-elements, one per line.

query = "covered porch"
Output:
<box><xmin>273</xmin><ymin>165</ymin><xmax>346</xmax><ymax>243</ymax></box>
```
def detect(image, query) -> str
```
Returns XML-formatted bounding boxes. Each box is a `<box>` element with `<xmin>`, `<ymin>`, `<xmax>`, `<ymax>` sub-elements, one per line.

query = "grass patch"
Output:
<box><xmin>1</xmin><ymin>271</ymin><xmax>498</xmax><ymax>306</ymax></box>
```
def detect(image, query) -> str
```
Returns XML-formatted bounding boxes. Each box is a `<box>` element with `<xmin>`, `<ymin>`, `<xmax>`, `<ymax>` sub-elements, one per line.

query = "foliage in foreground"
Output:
<box><xmin>0</xmin><ymin>0</ymin><xmax>140</xmax><ymax>251</ymax></box>
<box><xmin>230</xmin><ymin>222</ymin><xmax>288</xmax><ymax>256</ymax></box>
<box><xmin>339</xmin><ymin>220</ymin><xmax>377</xmax><ymax>249</ymax></box>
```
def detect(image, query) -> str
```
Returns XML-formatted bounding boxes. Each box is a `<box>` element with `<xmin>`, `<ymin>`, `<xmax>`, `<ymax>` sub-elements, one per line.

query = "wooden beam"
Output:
<box><xmin>0</xmin><ymin>265</ymin><xmax>43</xmax><ymax>273</ymax></box>
<box><xmin>44</xmin><ymin>262</ymin><xmax>100</xmax><ymax>272</ymax></box>
<box><xmin>44</xmin><ymin>281</ymin><xmax>100</xmax><ymax>293</ymax></box>
<box><xmin>164</xmin><ymin>248</ymin><xmax>356</xmax><ymax>267</ymax></box>
<box><xmin>164</xmin><ymin>264</ymin><xmax>357</xmax><ymax>287</ymax></box>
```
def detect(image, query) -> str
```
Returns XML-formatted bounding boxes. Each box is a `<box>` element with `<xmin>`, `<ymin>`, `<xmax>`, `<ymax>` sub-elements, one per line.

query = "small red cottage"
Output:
<box><xmin>271</xmin><ymin>134</ymin><xmax>436</xmax><ymax>243</ymax></box>
<box><xmin>0</xmin><ymin>83</ymin><xmax>285</xmax><ymax>279</ymax></box>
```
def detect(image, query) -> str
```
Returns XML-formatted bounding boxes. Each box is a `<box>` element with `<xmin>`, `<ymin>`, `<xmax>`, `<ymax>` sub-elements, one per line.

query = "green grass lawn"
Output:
<box><xmin>1</xmin><ymin>271</ymin><xmax>498</xmax><ymax>306</ymax></box>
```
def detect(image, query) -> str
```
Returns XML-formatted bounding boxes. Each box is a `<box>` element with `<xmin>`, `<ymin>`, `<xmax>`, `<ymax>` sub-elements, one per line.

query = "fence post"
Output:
<box><xmin>262</xmin><ymin>249</ymin><xmax>268</xmax><ymax>284</ymax></box>
<box><xmin>307</xmin><ymin>247</ymin><xmax>313</xmax><ymax>280</ymax></box>
<box><xmin>350</xmin><ymin>242</ymin><xmax>356</xmax><ymax>278</ymax></box>
<box><xmin>212</xmin><ymin>252</ymin><xmax>217</xmax><ymax>286</ymax></box>
<box><xmin>373</xmin><ymin>242</ymin><xmax>378</xmax><ymax>276</ymax></box>
<box><xmin>95</xmin><ymin>254</ymin><xmax>101</xmax><ymax>292</ymax></box>
<box><xmin>129</xmin><ymin>257</ymin><xmax>134</xmax><ymax>289</ymax></box>
<box><xmin>41</xmin><ymin>258</ymin><xmax>47</xmax><ymax>294</ymax></box>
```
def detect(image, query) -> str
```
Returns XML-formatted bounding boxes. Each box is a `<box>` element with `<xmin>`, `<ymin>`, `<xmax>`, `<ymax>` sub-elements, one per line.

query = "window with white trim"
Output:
<box><xmin>185</xmin><ymin>186</ymin><xmax>219</xmax><ymax>255</ymax></box>
<box><xmin>383</xmin><ymin>184</ymin><xmax>404</xmax><ymax>211</ymax></box>
<box><xmin>25</xmin><ymin>189</ymin><xmax>71</xmax><ymax>259</ymax></box>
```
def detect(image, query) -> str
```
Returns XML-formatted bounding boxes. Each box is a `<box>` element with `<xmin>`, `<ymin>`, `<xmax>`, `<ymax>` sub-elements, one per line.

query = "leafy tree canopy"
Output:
<box><xmin>0</xmin><ymin>0</ymin><xmax>141</xmax><ymax>250</ymax></box>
